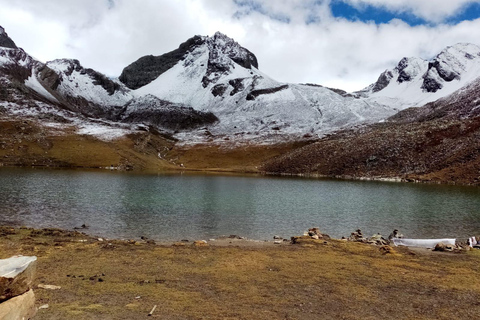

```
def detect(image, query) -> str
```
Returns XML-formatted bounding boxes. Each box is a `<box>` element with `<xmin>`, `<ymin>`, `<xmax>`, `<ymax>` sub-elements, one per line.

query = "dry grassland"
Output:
<box><xmin>0</xmin><ymin>227</ymin><xmax>479</xmax><ymax>319</ymax></box>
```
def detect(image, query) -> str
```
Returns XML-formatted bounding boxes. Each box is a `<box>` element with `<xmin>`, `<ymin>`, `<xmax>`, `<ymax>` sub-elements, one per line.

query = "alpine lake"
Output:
<box><xmin>1</xmin><ymin>167</ymin><xmax>479</xmax><ymax>242</ymax></box>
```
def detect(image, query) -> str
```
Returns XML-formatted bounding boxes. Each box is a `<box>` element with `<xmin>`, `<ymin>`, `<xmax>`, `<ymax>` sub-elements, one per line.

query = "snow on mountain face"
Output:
<box><xmin>361</xmin><ymin>43</ymin><xmax>480</xmax><ymax>110</ymax></box>
<box><xmin>125</xmin><ymin>32</ymin><xmax>394</xmax><ymax>139</ymax></box>
<box><xmin>47</xmin><ymin>59</ymin><xmax>132</xmax><ymax>108</ymax></box>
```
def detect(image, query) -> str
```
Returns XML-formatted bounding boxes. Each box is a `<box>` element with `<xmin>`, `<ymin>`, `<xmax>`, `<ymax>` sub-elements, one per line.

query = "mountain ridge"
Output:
<box><xmin>1</xmin><ymin>25</ymin><xmax>480</xmax><ymax>184</ymax></box>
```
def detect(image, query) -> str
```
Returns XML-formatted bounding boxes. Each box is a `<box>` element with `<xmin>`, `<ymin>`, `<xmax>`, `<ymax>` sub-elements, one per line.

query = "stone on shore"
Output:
<box><xmin>0</xmin><ymin>256</ymin><xmax>37</xmax><ymax>302</ymax></box>
<box><xmin>434</xmin><ymin>242</ymin><xmax>455</xmax><ymax>252</ymax></box>
<box><xmin>193</xmin><ymin>240</ymin><xmax>209</xmax><ymax>247</ymax></box>
<box><xmin>0</xmin><ymin>289</ymin><xmax>36</xmax><ymax>320</ymax></box>
<box><xmin>291</xmin><ymin>236</ymin><xmax>325</xmax><ymax>245</ymax></box>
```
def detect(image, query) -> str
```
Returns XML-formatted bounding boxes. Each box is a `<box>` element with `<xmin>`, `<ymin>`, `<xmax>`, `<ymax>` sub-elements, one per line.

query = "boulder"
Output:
<box><xmin>291</xmin><ymin>236</ymin><xmax>324</xmax><ymax>245</ymax></box>
<box><xmin>348</xmin><ymin>229</ymin><xmax>366</xmax><ymax>242</ymax></box>
<box><xmin>434</xmin><ymin>242</ymin><xmax>447</xmax><ymax>252</ymax></box>
<box><xmin>0</xmin><ymin>256</ymin><xmax>37</xmax><ymax>302</ymax></box>
<box><xmin>0</xmin><ymin>289</ymin><xmax>36</xmax><ymax>320</ymax></box>
<box><xmin>307</xmin><ymin>228</ymin><xmax>322</xmax><ymax>238</ymax></box>
<box><xmin>193</xmin><ymin>240</ymin><xmax>209</xmax><ymax>247</ymax></box>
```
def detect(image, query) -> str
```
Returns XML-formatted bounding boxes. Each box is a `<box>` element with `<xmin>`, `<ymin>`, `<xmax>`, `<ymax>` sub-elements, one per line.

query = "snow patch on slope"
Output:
<box><xmin>76</xmin><ymin>123</ymin><xmax>132</xmax><ymax>141</ymax></box>
<box><xmin>24</xmin><ymin>68</ymin><xmax>58</xmax><ymax>102</ymax></box>
<box><xmin>47</xmin><ymin>59</ymin><xmax>132</xmax><ymax>107</ymax></box>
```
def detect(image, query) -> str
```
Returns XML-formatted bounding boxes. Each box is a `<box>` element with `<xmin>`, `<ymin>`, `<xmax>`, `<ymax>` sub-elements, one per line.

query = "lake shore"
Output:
<box><xmin>1</xmin><ymin>226</ymin><xmax>479</xmax><ymax>319</ymax></box>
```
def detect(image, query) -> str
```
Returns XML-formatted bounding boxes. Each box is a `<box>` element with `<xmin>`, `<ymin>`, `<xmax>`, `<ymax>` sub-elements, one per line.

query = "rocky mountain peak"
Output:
<box><xmin>119</xmin><ymin>34</ymin><xmax>207</xmax><ymax>90</ymax></box>
<box><xmin>206</xmin><ymin>32</ymin><xmax>258</xmax><ymax>70</ymax></box>
<box><xmin>421</xmin><ymin>42</ymin><xmax>480</xmax><ymax>93</ymax></box>
<box><xmin>362</xmin><ymin>42</ymin><xmax>480</xmax><ymax>98</ymax></box>
<box><xmin>119</xmin><ymin>32</ymin><xmax>259</xmax><ymax>91</ymax></box>
<box><xmin>0</xmin><ymin>26</ymin><xmax>18</xmax><ymax>49</ymax></box>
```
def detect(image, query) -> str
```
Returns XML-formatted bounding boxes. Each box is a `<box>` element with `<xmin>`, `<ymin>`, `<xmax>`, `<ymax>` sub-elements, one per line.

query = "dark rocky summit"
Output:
<box><xmin>119</xmin><ymin>32</ymin><xmax>259</xmax><ymax>90</ymax></box>
<box><xmin>119</xmin><ymin>36</ymin><xmax>206</xmax><ymax>89</ymax></box>
<box><xmin>0</xmin><ymin>26</ymin><xmax>17</xmax><ymax>49</ymax></box>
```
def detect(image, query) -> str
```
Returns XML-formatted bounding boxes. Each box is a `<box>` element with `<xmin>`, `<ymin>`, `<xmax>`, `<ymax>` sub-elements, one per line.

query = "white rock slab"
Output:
<box><xmin>0</xmin><ymin>256</ymin><xmax>37</xmax><ymax>301</ymax></box>
<box><xmin>393</xmin><ymin>238</ymin><xmax>456</xmax><ymax>248</ymax></box>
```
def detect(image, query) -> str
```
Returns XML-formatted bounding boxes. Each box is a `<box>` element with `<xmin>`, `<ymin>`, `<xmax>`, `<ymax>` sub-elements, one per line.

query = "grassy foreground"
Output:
<box><xmin>1</xmin><ymin>227</ymin><xmax>480</xmax><ymax>320</ymax></box>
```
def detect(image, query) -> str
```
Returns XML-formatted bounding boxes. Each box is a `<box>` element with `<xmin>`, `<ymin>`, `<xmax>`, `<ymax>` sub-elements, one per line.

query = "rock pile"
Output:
<box><xmin>346</xmin><ymin>229</ymin><xmax>389</xmax><ymax>246</ymax></box>
<box><xmin>0</xmin><ymin>255</ymin><xmax>37</xmax><ymax>319</ymax></box>
<box><xmin>291</xmin><ymin>227</ymin><xmax>331</xmax><ymax>244</ymax></box>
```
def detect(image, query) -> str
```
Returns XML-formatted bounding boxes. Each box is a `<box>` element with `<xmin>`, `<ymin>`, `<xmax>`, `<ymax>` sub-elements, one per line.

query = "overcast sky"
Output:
<box><xmin>1</xmin><ymin>0</ymin><xmax>480</xmax><ymax>92</ymax></box>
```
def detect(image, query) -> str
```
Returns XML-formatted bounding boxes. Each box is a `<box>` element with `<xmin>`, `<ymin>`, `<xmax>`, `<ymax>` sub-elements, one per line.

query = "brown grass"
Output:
<box><xmin>0</xmin><ymin>119</ymin><xmax>312</xmax><ymax>174</ymax></box>
<box><xmin>1</xmin><ymin>227</ymin><xmax>479</xmax><ymax>319</ymax></box>
<box><xmin>169</xmin><ymin>140</ymin><xmax>312</xmax><ymax>173</ymax></box>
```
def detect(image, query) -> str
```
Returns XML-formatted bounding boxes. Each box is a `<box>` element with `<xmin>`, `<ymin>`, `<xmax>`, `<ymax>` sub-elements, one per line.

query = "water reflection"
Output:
<box><xmin>0</xmin><ymin>168</ymin><xmax>479</xmax><ymax>240</ymax></box>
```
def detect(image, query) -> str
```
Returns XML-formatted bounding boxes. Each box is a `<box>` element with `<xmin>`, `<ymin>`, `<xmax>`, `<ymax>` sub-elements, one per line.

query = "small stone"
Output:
<box><xmin>38</xmin><ymin>284</ymin><xmax>61</xmax><ymax>290</ymax></box>
<box><xmin>311</xmin><ymin>235</ymin><xmax>319</xmax><ymax>240</ymax></box>
<box><xmin>39</xmin><ymin>304</ymin><xmax>49</xmax><ymax>310</ymax></box>
<box><xmin>98</xmin><ymin>238</ymin><xmax>104</xmax><ymax>242</ymax></box>
<box><xmin>273</xmin><ymin>235</ymin><xmax>282</xmax><ymax>240</ymax></box>
<box><xmin>172</xmin><ymin>242</ymin><xmax>186</xmax><ymax>247</ymax></box>
<box><xmin>434</xmin><ymin>242</ymin><xmax>447</xmax><ymax>252</ymax></box>
<box><xmin>193</xmin><ymin>240</ymin><xmax>209</xmax><ymax>247</ymax></box>
<box><xmin>274</xmin><ymin>240</ymin><xmax>282</xmax><ymax>244</ymax></box>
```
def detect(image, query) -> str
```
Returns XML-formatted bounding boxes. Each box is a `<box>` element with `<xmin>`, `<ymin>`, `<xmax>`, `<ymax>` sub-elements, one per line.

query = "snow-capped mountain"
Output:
<box><xmin>360</xmin><ymin>43</ymin><xmax>480</xmax><ymax>110</ymax></box>
<box><xmin>120</xmin><ymin>32</ymin><xmax>395</xmax><ymax>140</ymax></box>
<box><xmin>2</xmin><ymin>24</ymin><xmax>480</xmax><ymax>145</ymax></box>
<box><xmin>0</xmin><ymin>26</ymin><xmax>217</xmax><ymax>141</ymax></box>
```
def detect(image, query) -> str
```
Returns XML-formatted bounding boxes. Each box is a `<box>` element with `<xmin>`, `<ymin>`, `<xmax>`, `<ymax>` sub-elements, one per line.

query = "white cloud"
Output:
<box><xmin>0</xmin><ymin>0</ymin><xmax>479</xmax><ymax>92</ymax></box>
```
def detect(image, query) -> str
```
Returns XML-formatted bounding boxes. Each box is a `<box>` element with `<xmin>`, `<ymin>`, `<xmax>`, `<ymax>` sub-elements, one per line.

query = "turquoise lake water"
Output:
<box><xmin>0</xmin><ymin>167</ymin><xmax>479</xmax><ymax>241</ymax></box>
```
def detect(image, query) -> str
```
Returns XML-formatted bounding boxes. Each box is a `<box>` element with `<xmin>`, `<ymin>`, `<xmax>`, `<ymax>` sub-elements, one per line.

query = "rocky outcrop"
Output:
<box><xmin>0</xmin><ymin>26</ymin><xmax>17</xmax><ymax>49</ymax></box>
<box><xmin>420</xmin><ymin>44</ymin><xmax>478</xmax><ymax>93</ymax></box>
<box><xmin>119</xmin><ymin>35</ymin><xmax>206</xmax><ymax>89</ymax></box>
<box><xmin>121</xmin><ymin>95</ymin><xmax>218</xmax><ymax>131</ymax></box>
<box><xmin>246</xmin><ymin>85</ymin><xmax>289</xmax><ymax>100</ymax></box>
<box><xmin>201</xmin><ymin>32</ymin><xmax>258</xmax><ymax>88</ymax></box>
